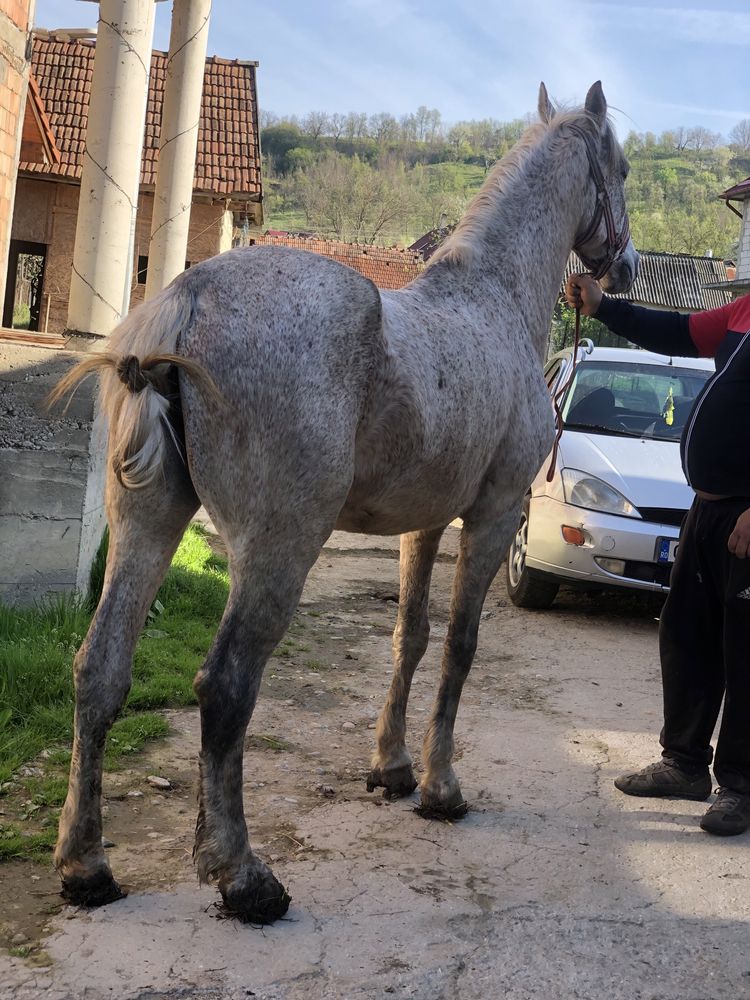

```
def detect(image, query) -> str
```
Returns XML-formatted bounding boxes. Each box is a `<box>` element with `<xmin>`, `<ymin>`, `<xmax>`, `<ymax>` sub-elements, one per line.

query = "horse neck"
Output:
<box><xmin>415</xmin><ymin>132</ymin><xmax>588</xmax><ymax>360</ymax></box>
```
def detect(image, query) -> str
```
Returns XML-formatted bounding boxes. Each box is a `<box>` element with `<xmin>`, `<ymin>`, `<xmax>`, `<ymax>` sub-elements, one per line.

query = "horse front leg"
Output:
<box><xmin>367</xmin><ymin>527</ymin><xmax>444</xmax><ymax>798</ymax></box>
<box><xmin>55</xmin><ymin>471</ymin><xmax>197</xmax><ymax>904</ymax></box>
<box><xmin>418</xmin><ymin>506</ymin><xmax>520</xmax><ymax>819</ymax></box>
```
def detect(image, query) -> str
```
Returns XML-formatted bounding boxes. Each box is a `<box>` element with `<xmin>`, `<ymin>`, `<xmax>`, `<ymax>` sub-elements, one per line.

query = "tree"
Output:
<box><xmin>329</xmin><ymin>113</ymin><xmax>346</xmax><ymax>143</ymax></box>
<box><xmin>729</xmin><ymin>119</ymin><xmax>750</xmax><ymax>153</ymax></box>
<box><xmin>369</xmin><ymin>112</ymin><xmax>400</xmax><ymax>145</ymax></box>
<box><xmin>259</xmin><ymin>109</ymin><xmax>279</xmax><ymax>130</ymax></box>
<box><xmin>295</xmin><ymin>153</ymin><xmax>414</xmax><ymax>243</ymax></box>
<box><xmin>673</xmin><ymin>126</ymin><xmax>690</xmax><ymax>152</ymax></box>
<box><xmin>261</xmin><ymin>123</ymin><xmax>310</xmax><ymax>174</ymax></box>
<box><xmin>686</xmin><ymin>126</ymin><xmax>722</xmax><ymax>153</ymax></box>
<box><xmin>301</xmin><ymin>111</ymin><xmax>330</xmax><ymax>141</ymax></box>
<box><xmin>344</xmin><ymin>112</ymin><xmax>369</xmax><ymax>142</ymax></box>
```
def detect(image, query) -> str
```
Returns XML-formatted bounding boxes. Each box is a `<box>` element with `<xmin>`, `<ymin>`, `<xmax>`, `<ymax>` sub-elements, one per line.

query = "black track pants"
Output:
<box><xmin>658</xmin><ymin>497</ymin><xmax>750</xmax><ymax>794</ymax></box>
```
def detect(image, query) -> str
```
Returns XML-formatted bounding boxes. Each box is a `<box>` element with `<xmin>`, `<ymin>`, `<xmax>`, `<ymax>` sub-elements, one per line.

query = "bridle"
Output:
<box><xmin>569</xmin><ymin>121</ymin><xmax>631</xmax><ymax>281</ymax></box>
<box><xmin>545</xmin><ymin>122</ymin><xmax>631</xmax><ymax>482</ymax></box>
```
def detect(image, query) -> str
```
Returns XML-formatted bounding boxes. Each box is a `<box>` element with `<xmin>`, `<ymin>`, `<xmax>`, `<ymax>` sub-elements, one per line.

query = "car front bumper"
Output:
<box><xmin>525</xmin><ymin>495</ymin><xmax>682</xmax><ymax>593</ymax></box>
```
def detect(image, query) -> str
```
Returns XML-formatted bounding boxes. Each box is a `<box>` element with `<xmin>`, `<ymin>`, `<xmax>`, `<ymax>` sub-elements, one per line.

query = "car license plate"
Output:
<box><xmin>656</xmin><ymin>538</ymin><xmax>679</xmax><ymax>564</ymax></box>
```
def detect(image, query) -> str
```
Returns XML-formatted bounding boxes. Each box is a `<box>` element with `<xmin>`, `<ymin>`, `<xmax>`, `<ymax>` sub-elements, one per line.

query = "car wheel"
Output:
<box><xmin>505</xmin><ymin>497</ymin><xmax>560</xmax><ymax>609</ymax></box>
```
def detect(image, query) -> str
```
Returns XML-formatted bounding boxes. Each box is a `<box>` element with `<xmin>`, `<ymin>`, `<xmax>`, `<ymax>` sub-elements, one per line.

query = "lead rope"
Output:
<box><xmin>546</xmin><ymin>304</ymin><xmax>581</xmax><ymax>482</ymax></box>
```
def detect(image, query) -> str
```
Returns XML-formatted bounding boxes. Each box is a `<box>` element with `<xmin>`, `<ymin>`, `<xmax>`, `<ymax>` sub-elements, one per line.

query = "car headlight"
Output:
<box><xmin>561</xmin><ymin>468</ymin><xmax>640</xmax><ymax>518</ymax></box>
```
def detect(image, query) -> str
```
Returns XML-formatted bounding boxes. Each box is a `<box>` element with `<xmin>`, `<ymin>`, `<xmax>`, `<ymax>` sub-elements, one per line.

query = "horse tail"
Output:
<box><xmin>48</xmin><ymin>283</ymin><xmax>220</xmax><ymax>490</ymax></box>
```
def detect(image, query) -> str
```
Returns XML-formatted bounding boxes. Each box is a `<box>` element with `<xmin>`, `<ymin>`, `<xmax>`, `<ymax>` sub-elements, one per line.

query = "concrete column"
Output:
<box><xmin>66</xmin><ymin>0</ymin><xmax>156</xmax><ymax>336</ymax></box>
<box><xmin>145</xmin><ymin>0</ymin><xmax>211</xmax><ymax>300</ymax></box>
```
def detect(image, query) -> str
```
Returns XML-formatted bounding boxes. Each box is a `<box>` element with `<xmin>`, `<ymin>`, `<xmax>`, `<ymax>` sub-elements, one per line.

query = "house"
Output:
<box><xmin>0</xmin><ymin>0</ymin><xmax>37</xmax><ymax>331</ymax></box>
<box><xmin>702</xmin><ymin>177</ymin><xmax>750</xmax><ymax>299</ymax></box>
<box><xmin>0</xmin><ymin>19</ymin><xmax>263</xmax><ymax>604</ymax></box>
<box><xmin>4</xmin><ymin>30</ymin><xmax>262</xmax><ymax>336</ymax></box>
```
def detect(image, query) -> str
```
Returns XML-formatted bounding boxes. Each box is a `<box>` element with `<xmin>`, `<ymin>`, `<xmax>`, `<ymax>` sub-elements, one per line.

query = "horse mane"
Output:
<box><xmin>429</xmin><ymin>108</ymin><xmax>622</xmax><ymax>271</ymax></box>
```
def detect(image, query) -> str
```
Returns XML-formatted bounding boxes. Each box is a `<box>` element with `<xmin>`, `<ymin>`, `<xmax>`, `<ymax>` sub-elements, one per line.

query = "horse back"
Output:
<box><xmin>173</xmin><ymin>245</ymin><xmax>385</xmax><ymax>514</ymax></box>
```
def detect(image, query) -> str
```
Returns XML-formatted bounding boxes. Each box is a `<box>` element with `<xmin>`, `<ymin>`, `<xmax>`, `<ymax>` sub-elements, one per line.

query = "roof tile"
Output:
<box><xmin>20</xmin><ymin>35</ymin><xmax>261</xmax><ymax>198</ymax></box>
<box><xmin>249</xmin><ymin>233</ymin><xmax>424</xmax><ymax>290</ymax></box>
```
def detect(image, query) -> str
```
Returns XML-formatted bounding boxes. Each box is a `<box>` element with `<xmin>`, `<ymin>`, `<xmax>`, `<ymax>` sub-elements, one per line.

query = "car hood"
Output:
<box><xmin>559</xmin><ymin>431</ymin><xmax>694</xmax><ymax>509</ymax></box>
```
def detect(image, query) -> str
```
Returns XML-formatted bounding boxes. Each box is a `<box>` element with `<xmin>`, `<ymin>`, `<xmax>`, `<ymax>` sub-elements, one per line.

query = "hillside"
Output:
<box><xmin>259</xmin><ymin>110</ymin><xmax>750</xmax><ymax>257</ymax></box>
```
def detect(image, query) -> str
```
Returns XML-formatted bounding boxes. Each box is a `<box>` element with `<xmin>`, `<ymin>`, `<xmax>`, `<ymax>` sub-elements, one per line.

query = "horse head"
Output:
<box><xmin>539</xmin><ymin>80</ymin><xmax>639</xmax><ymax>294</ymax></box>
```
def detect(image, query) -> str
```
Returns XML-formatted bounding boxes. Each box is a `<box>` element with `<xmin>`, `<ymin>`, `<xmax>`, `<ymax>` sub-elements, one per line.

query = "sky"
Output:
<box><xmin>33</xmin><ymin>0</ymin><xmax>750</xmax><ymax>140</ymax></box>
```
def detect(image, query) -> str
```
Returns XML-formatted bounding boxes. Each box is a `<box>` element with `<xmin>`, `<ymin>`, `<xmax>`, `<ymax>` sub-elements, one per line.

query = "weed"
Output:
<box><xmin>9</xmin><ymin>945</ymin><xmax>33</xmax><ymax>959</ymax></box>
<box><xmin>105</xmin><ymin>714</ymin><xmax>170</xmax><ymax>768</ymax></box>
<box><xmin>246</xmin><ymin>733</ymin><xmax>292</xmax><ymax>752</ymax></box>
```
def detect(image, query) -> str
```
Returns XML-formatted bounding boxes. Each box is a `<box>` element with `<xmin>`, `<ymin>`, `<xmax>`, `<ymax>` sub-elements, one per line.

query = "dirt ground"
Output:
<box><xmin>1</xmin><ymin>526</ymin><xmax>749</xmax><ymax>1000</ymax></box>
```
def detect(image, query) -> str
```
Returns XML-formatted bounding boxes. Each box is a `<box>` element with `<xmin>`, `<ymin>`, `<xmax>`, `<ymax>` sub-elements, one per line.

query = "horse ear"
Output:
<box><xmin>584</xmin><ymin>81</ymin><xmax>607</xmax><ymax>128</ymax></box>
<box><xmin>538</xmin><ymin>82</ymin><xmax>554</xmax><ymax>124</ymax></box>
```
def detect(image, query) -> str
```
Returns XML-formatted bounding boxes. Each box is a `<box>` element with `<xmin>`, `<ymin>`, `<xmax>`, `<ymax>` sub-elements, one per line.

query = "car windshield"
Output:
<box><xmin>561</xmin><ymin>360</ymin><xmax>712</xmax><ymax>442</ymax></box>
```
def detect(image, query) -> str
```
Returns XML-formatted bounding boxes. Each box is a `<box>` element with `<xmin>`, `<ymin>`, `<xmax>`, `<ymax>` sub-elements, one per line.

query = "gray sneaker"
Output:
<box><xmin>614</xmin><ymin>760</ymin><xmax>711</xmax><ymax>801</ymax></box>
<box><xmin>700</xmin><ymin>788</ymin><xmax>750</xmax><ymax>836</ymax></box>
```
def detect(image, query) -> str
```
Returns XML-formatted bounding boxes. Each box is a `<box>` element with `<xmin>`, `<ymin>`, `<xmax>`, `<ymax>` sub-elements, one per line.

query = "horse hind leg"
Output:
<box><xmin>367</xmin><ymin>527</ymin><xmax>444</xmax><ymax>798</ymax></box>
<box><xmin>55</xmin><ymin>459</ymin><xmax>198</xmax><ymax>904</ymax></box>
<box><xmin>191</xmin><ymin>519</ymin><xmax>337</xmax><ymax>923</ymax></box>
<box><xmin>418</xmin><ymin>504</ymin><xmax>520</xmax><ymax>819</ymax></box>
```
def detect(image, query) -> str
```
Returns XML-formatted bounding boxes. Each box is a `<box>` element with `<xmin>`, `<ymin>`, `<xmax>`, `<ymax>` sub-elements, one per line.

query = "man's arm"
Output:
<box><xmin>565</xmin><ymin>273</ymin><xmax>732</xmax><ymax>359</ymax></box>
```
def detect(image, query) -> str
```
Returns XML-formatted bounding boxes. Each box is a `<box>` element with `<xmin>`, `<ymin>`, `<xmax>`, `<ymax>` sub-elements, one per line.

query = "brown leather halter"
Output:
<box><xmin>545</xmin><ymin>123</ymin><xmax>631</xmax><ymax>482</ymax></box>
<box><xmin>569</xmin><ymin>121</ymin><xmax>631</xmax><ymax>281</ymax></box>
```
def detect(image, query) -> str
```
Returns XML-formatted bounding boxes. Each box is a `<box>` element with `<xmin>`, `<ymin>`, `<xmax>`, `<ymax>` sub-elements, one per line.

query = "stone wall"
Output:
<box><xmin>0</xmin><ymin>338</ymin><xmax>104</xmax><ymax>604</ymax></box>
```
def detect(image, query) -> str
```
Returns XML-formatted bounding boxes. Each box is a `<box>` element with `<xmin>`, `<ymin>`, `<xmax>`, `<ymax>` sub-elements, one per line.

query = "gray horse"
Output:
<box><xmin>51</xmin><ymin>82</ymin><xmax>638</xmax><ymax>923</ymax></box>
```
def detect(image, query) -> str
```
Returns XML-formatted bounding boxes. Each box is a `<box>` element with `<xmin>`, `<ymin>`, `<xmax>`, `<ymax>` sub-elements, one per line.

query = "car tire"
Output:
<box><xmin>505</xmin><ymin>497</ymin><xmax>560</xmax><ymax>609</ymax></box>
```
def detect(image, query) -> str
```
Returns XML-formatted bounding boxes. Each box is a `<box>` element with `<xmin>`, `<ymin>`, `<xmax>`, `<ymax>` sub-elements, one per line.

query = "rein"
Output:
<box><xmin>546</xmin><ymin>306</ymin><xmax>582</xmax><ymax>482</ymax></box>
<box><xmin>545</xmin><ymin>124</ymin><xmax>630</xmax><ymax>483</ymax></box>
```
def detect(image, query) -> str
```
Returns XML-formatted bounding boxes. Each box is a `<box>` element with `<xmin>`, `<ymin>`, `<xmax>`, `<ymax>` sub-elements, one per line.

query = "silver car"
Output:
<box><xmin>506</xmin><ymin>344</ymin><xmax>714</xmax><ymax>608</ymax></box>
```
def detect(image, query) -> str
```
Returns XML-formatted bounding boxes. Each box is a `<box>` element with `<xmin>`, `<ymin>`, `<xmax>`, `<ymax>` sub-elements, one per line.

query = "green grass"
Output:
<box><xmin>262</xmin><ymin>207</ymin><xmax>310</xmax><ymax>232</ymax></box>
<box><xmin>0</xmin><ymin>524</ymin><xmax>230</xmax><ymax>786</ymax></box>
<box><xmin>11</xmin><ymin>302</ymin><xmax>30</xmax><ymax>330</ymax></box>
<box><xmin>0</xmin><ymin>824</ymin><xmax>56</xmax><ymax>862</ymax></box>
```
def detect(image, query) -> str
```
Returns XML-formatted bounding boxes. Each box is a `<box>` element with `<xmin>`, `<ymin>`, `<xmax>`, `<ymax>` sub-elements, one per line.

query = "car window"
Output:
<box><xmin>561</xmin><ymin>360</ymin><xmax>712</xmax><ymax>441</ymax></box>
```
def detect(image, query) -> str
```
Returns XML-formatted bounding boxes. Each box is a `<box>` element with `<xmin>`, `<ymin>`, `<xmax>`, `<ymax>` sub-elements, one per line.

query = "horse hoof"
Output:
<box><xmin>415</xmin><ymin>799</ymin><xmax>469</xmax><ymax>821</ymax></box>
<box><xmin>366</xmin><ymin>763</ymin><xmax>418</xmax><ymax>799</ymax></box>
<box><xmin>416</xmin><ymin>780</ymin><xmax>469</xmax><ymax>820</ymax></box>
<box><xmin>60</xmin><ymin>868</ymin><xmax>126</xmax><ymax>907</ymax></box>
<box><xmin>218</xmin><ymin>862</ymin><xmax>291</xmax><ymax>925</ymax></box>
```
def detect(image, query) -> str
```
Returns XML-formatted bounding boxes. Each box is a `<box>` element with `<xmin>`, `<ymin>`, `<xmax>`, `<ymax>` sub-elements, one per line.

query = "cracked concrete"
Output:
<box><xmin>1</xmin><ymin>528</ymin><xmax>749</xmax><ymax>999</ymax></box>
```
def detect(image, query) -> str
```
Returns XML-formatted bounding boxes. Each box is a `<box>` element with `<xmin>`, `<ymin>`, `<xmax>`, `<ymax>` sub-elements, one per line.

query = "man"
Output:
<box><xmin>565</xmin><ymin>273</ymin><xmax>750</xmax><ymax>836</ymax></box>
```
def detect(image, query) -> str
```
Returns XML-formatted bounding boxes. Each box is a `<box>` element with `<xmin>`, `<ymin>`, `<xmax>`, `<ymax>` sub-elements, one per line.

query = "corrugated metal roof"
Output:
<box><xmin>21</xmin><ymin>34</ymin><xmax>261</xmax><ymax>198</ymax></box>
<box><xmin>563</xmin><ymin>250</ymin><xmax>732</xmax><ymax>312</ymax></box>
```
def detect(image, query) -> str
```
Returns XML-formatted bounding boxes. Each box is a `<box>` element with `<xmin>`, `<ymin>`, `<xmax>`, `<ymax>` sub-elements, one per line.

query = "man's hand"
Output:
<box><xmin>728</xmin><ymin>508</ymin><xmax>750</xmax><ymax>559</ymax></box>
<box><xmin>565</xmin><ymin>273</ymin><xmax>603</xmax><ymax>317</ymax></box>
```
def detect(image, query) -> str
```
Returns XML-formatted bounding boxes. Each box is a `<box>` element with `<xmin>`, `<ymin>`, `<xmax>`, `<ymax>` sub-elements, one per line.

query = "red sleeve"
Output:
<box><xmin>688</xmin><ymin>294</ymin><xmax>750</xmax><ymax>358</ymax></box>
<box><xmin>689</xmin><ymin>302</ymin><xmax>734</xmax><ymax>357</ymax></box>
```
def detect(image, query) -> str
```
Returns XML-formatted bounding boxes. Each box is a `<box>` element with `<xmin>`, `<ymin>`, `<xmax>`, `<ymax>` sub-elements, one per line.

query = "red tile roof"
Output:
<box><xmin>249</xmin><ymin>233</ymin><xmax>424</xmax><ymax>289</ymax></box>
<box><xmin>20</xmin><ymin>34</ymin><xmax>261</xmax><ymax>198</ymax></box>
